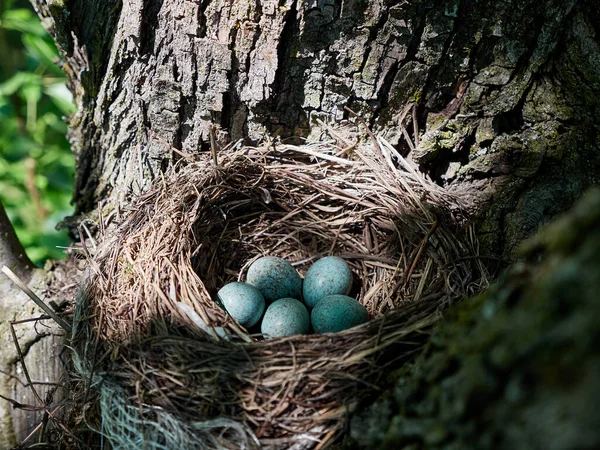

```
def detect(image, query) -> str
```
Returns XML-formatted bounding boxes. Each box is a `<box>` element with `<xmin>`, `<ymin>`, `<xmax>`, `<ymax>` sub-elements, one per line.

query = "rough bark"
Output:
<box><xmin>0</xmin><ymin>202</ymin><xmax>33</xmax><ymax>280</ymax></box>
<box><xmin>30</xmin><ymin>0</ymin><xmax>600</xmax><ymax>259</ymax></box>
<box><xmin>0</xmin><ymin>203</ymin><xmax>65</xmax><ymax>449</ymax></box>
<box><xmin>346</xmin><ymin>189</ymin><xmax>600</xmax><ymax>450</ymax></box>
<box><xmin>7</xmin><ymin>0</ymin><xmax>598</xmax><ymax>447</ymax></box>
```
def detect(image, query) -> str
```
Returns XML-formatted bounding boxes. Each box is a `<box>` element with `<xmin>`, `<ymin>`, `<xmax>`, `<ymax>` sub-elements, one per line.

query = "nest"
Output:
<box><xmin>71</xmin><ymin>135</ymin><xmax>488</xmax><ymax>449</ymax></box>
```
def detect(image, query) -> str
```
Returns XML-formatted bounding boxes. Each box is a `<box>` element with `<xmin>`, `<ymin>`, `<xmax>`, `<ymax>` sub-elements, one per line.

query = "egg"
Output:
<box><xmin>303</xmin><ymin>256</ymin><xmax>353</xmax><ymax>309</ymax></box>
<box><xmin>246</xmin><ymin>256</ymin><xmax>302</xmax><ymax>303</ymax></box>
<box><xmin>217</xmin><ymin>282</ymin><xmax>265</xmax><ymax>328</ymax></box>
<box><xmin>261</xmin><ymin>298</ymin><xmax>310</xmax><ymax>338</ymax></box>
<box><xmin>311</xmin><ymin>294</ymin><xmax>368</xmax><ymax>333</ymax></box>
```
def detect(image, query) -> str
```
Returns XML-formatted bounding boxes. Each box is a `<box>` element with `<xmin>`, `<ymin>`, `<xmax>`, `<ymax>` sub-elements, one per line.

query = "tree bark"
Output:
<box><xmin>0</xmin><ymin>202</ymin><xmax>33</xmax><ymax>280</ymax></box>
<box><xmin>0</xmin><ymin>202</ymin><xmax>65</xmax><ymax>449</ymax></box>
<box><xmin>347</xmin><ymin>189</ymin><xmax>600</xmax><ymax>450</ymax></box>
<box><xmin>30</xmin><ymin>0</ymin><xmax>600</xmax><ymax>258</ymax></box>
<box><xmin>3</xmin><ymin>0</ymin><xmax>596</xmax><ymax>446</ymax></box>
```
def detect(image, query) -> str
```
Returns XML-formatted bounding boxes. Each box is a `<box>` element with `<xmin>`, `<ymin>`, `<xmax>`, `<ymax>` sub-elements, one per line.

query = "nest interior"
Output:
<box><xmin>72</xmin><ymin>136</ymin><xmax>488</xmax><ymax>449</ymax></box>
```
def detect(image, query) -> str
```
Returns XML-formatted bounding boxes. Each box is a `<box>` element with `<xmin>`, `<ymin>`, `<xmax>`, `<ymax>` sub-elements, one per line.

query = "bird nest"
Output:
<box><xmin>71</xmin><ymin>136</ymin><xmax>488</xmax><ymax>449</ymax></box>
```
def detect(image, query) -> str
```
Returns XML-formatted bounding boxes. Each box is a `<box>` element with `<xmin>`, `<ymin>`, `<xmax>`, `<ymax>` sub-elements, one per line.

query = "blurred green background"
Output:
<box><xmin>0</xmin><ymin>0</ymin><xmax>74</xmax><ymax>266</ymax></box>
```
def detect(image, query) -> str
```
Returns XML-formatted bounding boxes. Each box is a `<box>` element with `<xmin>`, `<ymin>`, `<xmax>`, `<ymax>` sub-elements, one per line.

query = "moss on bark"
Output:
<box><xmin>347</xmin><ymin>189</ymin><xmax>600</xmax><ymax>450</ymax></box>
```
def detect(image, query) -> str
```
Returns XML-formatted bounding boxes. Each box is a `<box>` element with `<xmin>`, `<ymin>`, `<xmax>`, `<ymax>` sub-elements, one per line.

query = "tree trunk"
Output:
<box><xmin>0</xmin><ymin>0</ymin><xmax>595</xmax><ymax>446</ymax></box>
<box><xmin>347</xmin><ymin>189</ymin><xmax>600</xmax><ymax>450</ymax></box>
<box><xmin>0</xmin><ymin>202</ymin><xmax>65</xmax><ymax>449</ymax></box>
<box><xmin>31</xmin><ymin>0</ymin><xmax>600</xmax><ymax>258</ymax></box>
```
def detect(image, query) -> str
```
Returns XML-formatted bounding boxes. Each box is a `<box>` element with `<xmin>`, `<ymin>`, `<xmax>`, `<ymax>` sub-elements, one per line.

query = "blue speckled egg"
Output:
<box><xmin>261</xmin><ymin>298</ymin><xmax>310</xmax><ymax>338</ymax></box>
<box><xmin>217</xmin><ymin>282</ymin><xmax>265</xmax><ymax>327</ymax></box>
<box><xmin>246</xmin><ymin>256</ymin><xmax>302</xmax><ymax>303</ymax></box>
<box><xmin>303</xmin><ymin>256</ymin><xmax>353</xmax><ymax>309</ymax></box>
<box><xmin>311</xmin><ymin>294</ymin><xmax>368</xmax><ymax>333</ymax></box>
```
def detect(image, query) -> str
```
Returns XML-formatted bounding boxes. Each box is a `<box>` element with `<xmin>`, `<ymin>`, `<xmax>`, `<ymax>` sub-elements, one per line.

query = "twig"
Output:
<box><xmin>315</xmin><ymin>118</ymin><xmax>354</xmax><ymax>148</ymax></box>
<box><xmin>210</xmin><ymin>124</ymin><xmax>219</xmax><ymax>166</ymax></box>
<box><xmin>7</xmin><ymin>316</ymin><xmax>62</xmax><ymax>444</ymax></box>
<box><xmin>336</xmin><ymin>141</ymin><xmax>357</xmax><ymax>158</ymax></box>
<box><xmin>344</xmin><ymin>106</ymin><xmax>387</xmax><ymax>163</ymax></box>
<box><xmin>0</xmin><ymin>393</ymin><xmax>45</xmax><ymax>411</ymax></box>
<box><xmin>283</xmin><ymin>145</ymin><xmax>357</xmax><ymax>166</ymax></box>
<box><xmin>412</xmin><ymin>103</ymin><xmax>420</xmax><ymax>147</ymax></box>
<box><xmin>79</xmin><ymin>219</ymin><xmax>98</xmax><ymax>252</ymax></box>
<box><xmin>24</xmin><ymin>157</ymin><xmax>48</xmax><ymax>220</ymax></box>
<box><xmin>9</xmin><ymin>321</ymin><xmax>44</xmax><ymax>410</ymax></box>
<box><xmin>149</xmin><ymin>129</ymin><xmax>194</xmax><ymax>161</ymax></box>
<box><xmin>400</xmin><ymin>123</ymin><xmax>416</xmax><ymax>153</ymax></box>
<box><xmin>136</xmin><ymin>142</ymin><xmax>144</xmax><ymax>188</ymax></box>
<box><xmin>2</xmin><ymin>266</ymin><xmax>72</xmax><ymax>334</ymax></box>
<box><xmin>402</xmin><ymin>217</ymin><xmax>439</xmax><ymax>290</ymax></box>
<box><xmin>393</xmin><ymin>103</ymin><xmax>418</xmax><ymax>153</ymax></box>
<box><xmin>18</xmin><ymin>405</ymin><xmax>63</xmax><ymax>447</ymax></box>
<box><xmin>392</xmin><ymin>102</ymin><xmax>413</xmax><ymax>123</ymax></box>
<box><xmin>314</xmin><ymin>426</ymin><xmax>339</xmax><ymax>450</ymax></box>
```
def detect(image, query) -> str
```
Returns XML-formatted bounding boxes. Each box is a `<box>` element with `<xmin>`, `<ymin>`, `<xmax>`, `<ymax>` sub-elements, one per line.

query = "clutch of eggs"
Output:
<box><xmin>218</xmin><ymin>255</ymin><xmax>368</xmax><ymax>337</ymax></box>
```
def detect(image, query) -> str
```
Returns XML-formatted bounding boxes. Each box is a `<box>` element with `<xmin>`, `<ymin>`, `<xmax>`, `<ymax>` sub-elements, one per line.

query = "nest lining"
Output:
<box><xmin>73</xmin><ymin>135</ymin><xmax>488</xmax><ymax>449</ymax></box>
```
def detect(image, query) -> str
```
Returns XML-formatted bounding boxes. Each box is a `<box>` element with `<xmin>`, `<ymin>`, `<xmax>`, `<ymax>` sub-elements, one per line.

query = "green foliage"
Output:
<box><xmin>0</xmin><ymin>0</ymin><xmax>74</xmax><ymax>266</ymax></box>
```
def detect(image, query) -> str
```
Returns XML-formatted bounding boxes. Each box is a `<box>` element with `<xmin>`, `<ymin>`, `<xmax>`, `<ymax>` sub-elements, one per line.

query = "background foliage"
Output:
<box><xmin>0</xmin><ymin>0</ymin><xmax>74</xmax><ymax>265</ymax></box>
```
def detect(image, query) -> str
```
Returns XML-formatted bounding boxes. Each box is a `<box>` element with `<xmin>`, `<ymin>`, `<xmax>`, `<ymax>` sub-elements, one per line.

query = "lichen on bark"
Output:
<box><xmin>29</xmin><ymin>0</ymin><xmax>600</xmax><ymax>261</ymax></box>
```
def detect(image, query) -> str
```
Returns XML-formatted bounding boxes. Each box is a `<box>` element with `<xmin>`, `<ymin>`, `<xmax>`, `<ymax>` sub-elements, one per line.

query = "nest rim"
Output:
<box><xmin>71</xmin><ymin>134</ymin><xmax>489</xmax><ymax>449</ymax></box>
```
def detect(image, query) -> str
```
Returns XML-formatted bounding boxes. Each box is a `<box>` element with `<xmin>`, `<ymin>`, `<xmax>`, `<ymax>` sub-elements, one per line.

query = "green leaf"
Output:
<box><xmin>22</xmin><ymin>34</ymin><xmax>62</xmax><ymax>75</ymax></box>
<box><xmin>21</xmin><ymin>80</ymin><xmax>42</xmax><ymax>103</ymax></box>
<box><xmin>0</xmin><ymin>0</ymin><xmax>74</xmax><ymax>265</ymax></box>
<box><xmin>0</xmin><ymin>71</ymin><xmax>38</xmax><ymax>96</ymax></box>
<box><xmin>0</xmin><ymin>8</ymin><xmax>47</xmax><ymax>37</ymax></box>
<box><xmin>44</xmin><ymin>83</ymin><xmax>75</xmax><ymax>114</ymax></box>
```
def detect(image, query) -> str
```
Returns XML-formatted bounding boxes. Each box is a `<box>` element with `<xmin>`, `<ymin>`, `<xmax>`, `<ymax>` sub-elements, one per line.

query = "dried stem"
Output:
<box><xmin>68</xmin><ymin>133</ymin><xmax>489</xmax><ymax>449</ymax></box>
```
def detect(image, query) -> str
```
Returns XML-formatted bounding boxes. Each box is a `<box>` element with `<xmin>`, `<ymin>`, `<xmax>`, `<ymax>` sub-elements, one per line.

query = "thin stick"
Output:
<box><xmin>18</xmin><ymin>405</ymin><xmax>63</xmax><ymax>446</ymax></box>
<box><xmin>38</xmin><ymin>386</ymin><xmax>59</xmax><ymax>445</ymax></box>
<box><xmin>149</xmin><ymin>129</ymin><xmax>195</xmax><ymax>161</ymax></box>
<box><xmin>315</xmin><ymin>118</ymin><xmax>353</xmax><ymax>148</ymax></box>
<box><xmin>79</xmin><ymin>219</ymin><xmax>98</xmax><ymax>252</ymax></box>
<box><xmin>336</xmin><ymin>141</ymin><xmax>357</xmax><ymax>158</ymax></box>
<box><xmin>402</xmin><ymin>218</ymin><xmax>439</xmax><ymax>290</ymax></box>
<box><xmin>392</xmin><ymin>102</ymin><xmax>413</xmax><ymax>123</ymax></box>
<box><xmin>400</xmin><ymin>123</ymin><xmax>416</xmax><ymax>153</ymax></box>
<box><xmin>412</xmin><ymin>103</ymin><xmax>420</xmax><ymax>147</ymax></box>
<box><xmin>9</xmin><ymin>321</ymin><xmax>44</xmax><ymax>409</ymax></box>
<box><xmin>344</xmin><ymin>106</ymin><xmax>387</xmax><ymax>163</ymax></box>
<box><xmin>0</xmin><ymin>393</ymin><xmax>44</xmax><ymax>410</ymax></box>
<box><xmin>283</xmin><ymin>145</ymin><xmax>357</xmax><ymax>166</ymax></box>
<box><xmin>210</xmin><ymin>124</ymin><xmax>219</xmax><ymax>166</ymax></box>
<box><xmin>315</xmin><ymin>426</ymin><xmax>339</xmax><ymax>450</ymax></box>
<box><xmin>2</xmin><ymin>266</ymin><xmax>72</xmax><ymax>334</ymax></box>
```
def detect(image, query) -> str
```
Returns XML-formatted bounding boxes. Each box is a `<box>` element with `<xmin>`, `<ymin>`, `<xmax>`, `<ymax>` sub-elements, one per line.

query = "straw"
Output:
<box><xmin>65</xmin><ymin>132</ymin><xmax>489</xmax><ymax>449</ymax></box>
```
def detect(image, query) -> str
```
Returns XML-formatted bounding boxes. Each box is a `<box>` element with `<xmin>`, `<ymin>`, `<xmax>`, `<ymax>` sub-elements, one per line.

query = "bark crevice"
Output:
<box><xmin>32</xmin><ymin>0</ymin><xmax>600</xmax><ymax>259</ymax></box>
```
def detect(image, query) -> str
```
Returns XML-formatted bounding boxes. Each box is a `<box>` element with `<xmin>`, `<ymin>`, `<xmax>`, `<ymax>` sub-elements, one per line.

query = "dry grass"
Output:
<box><xmin>71</xmin><ymin>133</ymin><xmax>489</xmax><ymax>449</ymax></box>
